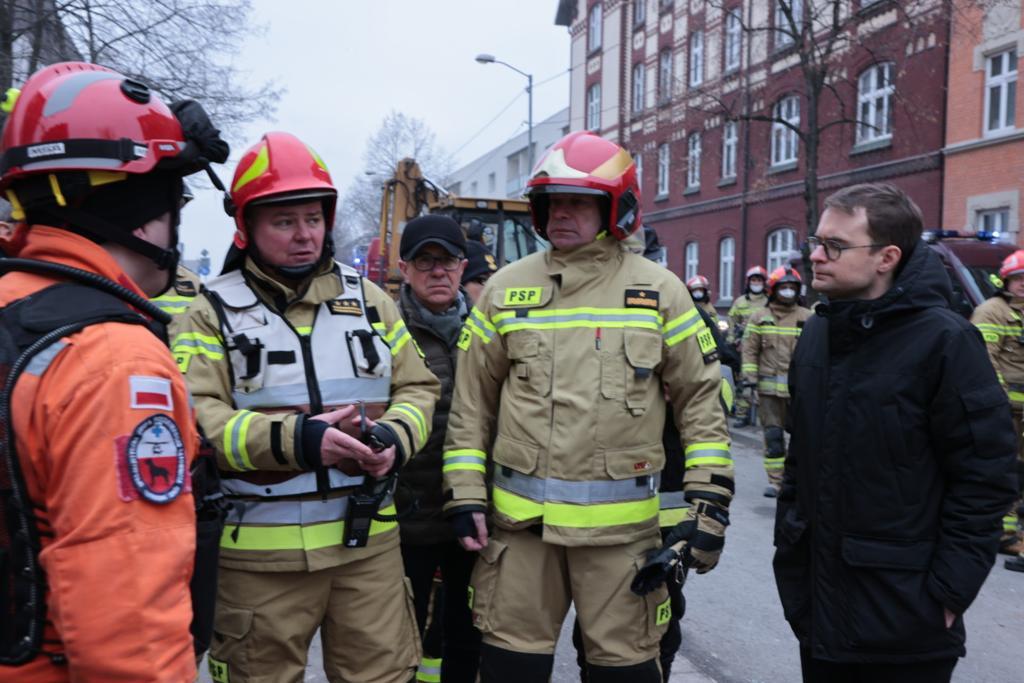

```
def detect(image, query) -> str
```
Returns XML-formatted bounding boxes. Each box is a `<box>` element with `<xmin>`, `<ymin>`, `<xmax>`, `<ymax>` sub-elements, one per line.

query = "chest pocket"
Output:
<box><xmin>494</xmin><ymin>286</ymin><xmax>553</xmax><ymax>398</ymax></box>
<box><xmin>623</xmin><ymin>330</ymin><xmax>662</xmax><ymax>415</ymax></box>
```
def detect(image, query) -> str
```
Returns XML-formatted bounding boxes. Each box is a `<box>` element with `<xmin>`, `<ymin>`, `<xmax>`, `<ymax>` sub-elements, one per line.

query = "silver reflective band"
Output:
<box><xmin>495</xmin><ymin>311</ymin><xmax>659</xmax><ymax>334</ymax></box>
<box><xmin>222</xmin><ymin>469</ymin><xmax>366</xmax><ymax>498</ymax></box>
<box><xmin>233</xmin><ymin>377</ymin><xmax>391</xmax><ymax>409</ymax></box>
<box><xmin>659</xmin><ymin>491</ymin><xmax>690</xmax><ymax>510</ymax></box>
<box><xmin>663</xmin><ymin>314</ymin><xmax>701</xmax><ymax>339</ymax></box>
<box><xmin>494</xmin><ymin>467</ymin><xmax>659</xmax><ymax>505</ymax></box>
<box><xmin>173</xmin><ymin>336</ymin><xmax>222</xmax><ymax>354</ymax></box>
<box><xmin>24</xmin><ymin>341</ymin><xmax>67</xmax><ymax>377</ymax></box>
<box><xmin>224</xmin><ymin>493</ymin><xmax>394</xmax><ymax>526</ymax></box>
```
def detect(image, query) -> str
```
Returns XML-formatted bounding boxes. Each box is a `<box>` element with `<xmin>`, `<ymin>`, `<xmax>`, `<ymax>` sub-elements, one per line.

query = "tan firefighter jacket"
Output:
<box><xmin>151</xmin><ymin>264</ymin><xmax>202</xmax><ymax>317</ymax></box>
<box><xmin>172</xmin><ymin>256</ymin><xmax>440</xmax><ymax>572</ymax></box>
<box><xmin>727</xmin><ymin>292</ymin><xmax>768</xmax><ymax>345</ymax></box>
<box><xmin>442</xmin><ymin>237</ymin><xmax>733</xmax><ymax>547</ymax></box>
<box><xmin>741</xmin><ymin>301</ymin><xmax>811</xmax><ymax>398</ymax></box>
<box><xmin>972</xmin><ymin>293</ymin><xmax>1024</xmax><ymax>409</ymax></box>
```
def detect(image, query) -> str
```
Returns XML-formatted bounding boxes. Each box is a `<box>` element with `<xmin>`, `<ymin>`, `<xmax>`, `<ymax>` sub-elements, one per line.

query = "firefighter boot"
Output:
<box><xmin>999</xmin><ymin>530</ymin><xmax>1024</xmax><ymax>556</ymax></box>
<box><xmin>1006</xmin><ymin>553</ymin><xmax>1024</xmax><ymax>572</ymax></box>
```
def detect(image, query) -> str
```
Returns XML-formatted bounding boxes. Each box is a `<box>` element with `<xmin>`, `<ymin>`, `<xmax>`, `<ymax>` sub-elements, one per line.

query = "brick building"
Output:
<box><xmin>560</xmin><ymin>0</ymin><xmax>949</xmax><ymax>307</ymax></box>
<box><xmin>943</xmin><ymin>1</ymin><xmax>1023</xmax><ymax>243</ymax></box>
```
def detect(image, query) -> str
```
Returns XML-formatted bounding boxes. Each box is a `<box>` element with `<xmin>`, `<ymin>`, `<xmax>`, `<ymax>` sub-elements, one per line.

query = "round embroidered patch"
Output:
<box><xmin>125</xmin><ymin>414</ymin><xmax>186</xmax><ymax>504</ymax></box>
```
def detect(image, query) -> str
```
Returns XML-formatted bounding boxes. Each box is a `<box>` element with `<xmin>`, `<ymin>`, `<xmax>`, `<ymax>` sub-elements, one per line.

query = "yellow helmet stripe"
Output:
<box><xmin>232</xmin><ymin>143</ymin><xmax>270</xmax><ymax>192</ymax></box>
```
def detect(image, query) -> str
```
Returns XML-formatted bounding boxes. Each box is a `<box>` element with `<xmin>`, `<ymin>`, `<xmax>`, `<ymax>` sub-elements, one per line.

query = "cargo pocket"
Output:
<box><xmin>634</xmin><ymin>554</ymin><xmax>671</xmax><ymax>648</ymax></box>
<box><xmin>468</xmin><ymin>538</ymin><xmax>509</xmax><ymax>634</ymax></box>
<box><xmin>623</xmin><ymin>331</ymin><xmax>662</xmax><ymax>415</ymax></box>
<box><xmin>208</xmin><ymin>601</ymin><xmax>253</xmax><ymax>679</ymax></box>
<box><xmin>839</xmin><ymin>536</ymin><xmax>950</xmax><ymax>652</ymax></box>
<box><xmin>506</xmin><ymin>331</ymin><xmax>551</xmax><ymax>397</ymax></box>
<box><xmin>492</xmin><ymin>433</ymin><xmax>541</xmax><ymax>475</ymax></box>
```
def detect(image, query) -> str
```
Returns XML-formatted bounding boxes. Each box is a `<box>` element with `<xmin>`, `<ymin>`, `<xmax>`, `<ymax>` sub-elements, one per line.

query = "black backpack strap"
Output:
<box><xmin>0</xmin><ymin>277</ymin><xmax>151</xmax><ymax>665</ymax></box>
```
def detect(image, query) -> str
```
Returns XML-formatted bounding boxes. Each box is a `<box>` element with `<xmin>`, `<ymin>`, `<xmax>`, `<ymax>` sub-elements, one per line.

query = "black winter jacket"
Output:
<box><xmin>395</xmin><ymin>285</ymin><xmax>468</xmax><ymax>545</ymax></box>
<box><xmin>774</xmin><ymin>242</ymin><xmax>1018</xmax><ymax>663</ymax></box>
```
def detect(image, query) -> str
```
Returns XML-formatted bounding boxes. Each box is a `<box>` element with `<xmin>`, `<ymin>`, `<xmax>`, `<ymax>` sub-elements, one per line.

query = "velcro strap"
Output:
<box><xmin>1</xmin><ymin>138</ymin><xmax>142</xmax><ymax>175</ymax></box>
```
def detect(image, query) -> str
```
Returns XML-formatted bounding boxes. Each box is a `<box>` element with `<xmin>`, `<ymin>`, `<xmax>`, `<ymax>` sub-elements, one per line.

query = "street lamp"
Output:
<box><xmin>475</xmin><ymin>53</ymin><xmax>534</xmax><ymax>177</ymax></box>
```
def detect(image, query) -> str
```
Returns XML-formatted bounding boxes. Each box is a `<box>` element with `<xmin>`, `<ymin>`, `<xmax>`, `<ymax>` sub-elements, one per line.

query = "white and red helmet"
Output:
<box><xmin>999</xmin><ymin>250</ymin><xmax>1024</xmax><ymax>281</ymax></box>
<box><xmin>686</xmin><ymin>275</ymin><xmax>710</xmax><ymax>292</ymax></box>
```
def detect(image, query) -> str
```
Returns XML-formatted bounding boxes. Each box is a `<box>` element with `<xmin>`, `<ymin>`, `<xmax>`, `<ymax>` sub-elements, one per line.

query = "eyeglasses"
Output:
<box><xmin>806</xmin><ymin>235</ymin><xmax>887</xmax><ymax>262</ymax></box>
<box><xmin>411</xmin><ymin>254</ymin><xmax>463</xmax><ymax>272</ymax></box>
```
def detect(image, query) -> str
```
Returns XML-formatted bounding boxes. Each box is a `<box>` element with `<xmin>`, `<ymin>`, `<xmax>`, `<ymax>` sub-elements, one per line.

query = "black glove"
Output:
<box><xmin>631</xmin><ymin>501</ymin><xmax>729</xmax><ymax>596</ymax></box>
<box><xmin>365</xmin><ymin>422</ymin><xmax>405</xmax><ymax>474</ymax></box>
<box><xmin>168</xmin><ymin>99</ymin><xmax>230</xmax><ymax>168</ymax></box>
<box><xmin>449</xmin><ymin>509</ymin><xmax>482</xmax><ymax>539</ymax></box>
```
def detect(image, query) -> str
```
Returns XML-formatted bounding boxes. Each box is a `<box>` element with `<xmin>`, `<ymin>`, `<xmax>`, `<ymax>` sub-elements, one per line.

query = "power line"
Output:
<box><xmin>450</xmin><ymin>91</ymin><xmax>525</xmax><ymax>158</ymax></box>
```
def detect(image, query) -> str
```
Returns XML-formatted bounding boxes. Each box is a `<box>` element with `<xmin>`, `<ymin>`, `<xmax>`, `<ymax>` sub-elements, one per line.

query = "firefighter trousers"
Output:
<box><xmin>1002</xmin><ymin>409</ymin><xmax>1024</xmax><ymax>545</ymax></box>
<box><xmin>206</xmin><ymin>544</ymin><xmax>420</xmax><ymax>683</ymax></box>
<box><xmin>469</xmin><ymin>526</ymin><xmax>667</xmax><ymax>670</ymax></box>
<box><xmin>759</xmin><ymin>394</ymin><xmax>789</xmax><ymax>488</ymax></box>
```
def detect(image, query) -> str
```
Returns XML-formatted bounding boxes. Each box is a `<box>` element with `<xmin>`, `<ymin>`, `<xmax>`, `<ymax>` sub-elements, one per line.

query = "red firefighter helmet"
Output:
<box><xmin>686</xmin><ymin>275</ymin><xmax>710</xmax><ymax>292</ymax></box>
<box><xmin>999</xmin><ymin>250</ymin><xmax>1024</xmax><ymax>281</ymax></box>
<box><xmin>0</xmin><ymin>62</ymin><xmax>188</xmax><ymax>198</ymax></box>
<box><xmin>525</xmin><ymin>131</ymin><xmax>640</xmax><ymax>241</ymax></box>
<box><xmin>767</xmin><ymin>266</ymin><xmax>802</xmax><ymax>296</ymax></box>
<box><xmin>745</xmin><ymin>265</ymin><xmax>768</xmax><ymax>281</ymax></box>
<box><xmin>227</xmin><ymin>132</ymin><xmax>337</xmax><ymax>248</ymax></box>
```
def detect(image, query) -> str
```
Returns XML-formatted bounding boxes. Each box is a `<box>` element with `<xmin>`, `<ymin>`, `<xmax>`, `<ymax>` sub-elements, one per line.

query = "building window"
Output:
<box><xmin>775</xmin><ymin>0</ymin><xmax>802</xmax><ymax>49</ymax></box>
<box><xmin>857</xmin><ymin>62</ymin><xmax>894</xmax><ymax>145</ymax></box>
<box><xmin>634</xmin><ymin>151</ymin><xmax>643</xmax><ymax>190</ymax></box>
<box><xmin>977</xmin><ymin>207</ymin><xmax>1010</xmax><ymax>236</ymax></box>
<box><xmin>685</xmin><ymin>241</ymin><xmax>699</xmax><ymax>280</ymax></box>
<box><xmin>488</xmin><ymin>172</ymin><xmax>496</xmax><ymax>194</ymax></box>
<box><xmin>985</xmin><ymin>49</ymin><xmax>1017</xmax><ymax>135</ymax></box>
<box><xmin>660</xmin><ymin>0</ymin><xmax>673</xmax><ymax>12</ymax></box>
<box><xmin>766</xmin><ymin>228</ymin><xmax>797</xmax><ymax>271</ymax></box>
<box><xmin>689</xmin><ymin>31</ymin><xmax>704</xmax><ymax>87</ymax></box>
<box><xmin>588</xmin><ymin>3</ymin><xmax>603</xmax><ymax>52</ymax></box>
<box><xmin>587</xmin><ymin>84</ymin><xmax>602</xmax><ymax>131</ymax></box>
<box><xmin>724</xmin><ymin>9</ymin><xmax>742</xmax><ymax>72</ymax></box>
<box><xmin>659</xmin><ymin>49</ymin><xmax>673</xmax><ymax>105</ymax></box>
<box><xmin>632</xmin><ymin>62</ymin><xmax>646</xmax><ymax>114</ymax></box>
<box><xmin>470</xmin><ymin>180</ymin><xmax>478</xmax><ymax>195</ymax></box>
<box><xmin>722</xmin><ymin>121</ymin><xmax>738</xmax><ymax>179</ymax></box>
<box><xmin>657</xmin><ymin>142</ymin><xmax>670</xmax><ymax>196</ymax></box>
<box><xmin>634</xmin><ymin>0</ymin><xmax>646</xmax><ymax>27</ymax></box>
<box><xmin>687</xmin><ymin>132</ymin><xmax>701</xmax><ymax>189</ymax></box>
<box><xmin>719</xmin><ymin>237</ymin><xmax>735</xmax><ymax>300</ymax></box>
<box><xmin>771</xmin><ymin>95</ymin><xmax>800</xmax><ymax>167</ymax></box>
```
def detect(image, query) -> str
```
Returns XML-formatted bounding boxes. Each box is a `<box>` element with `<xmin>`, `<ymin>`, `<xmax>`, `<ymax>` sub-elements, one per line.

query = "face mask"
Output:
<box><xmin>749</xmin><ymin>283</ymin><xmax>764</xmax><ymax>294</ymax></box>
<box><xmin>691</xmin><ymin>290</ymin><xmax>706</xmax><ymax>301</ymax></box>
<box><xmin>777</xmin><ymin>287</ymin><xmax>797</xmax><ymax>299</ymax></box>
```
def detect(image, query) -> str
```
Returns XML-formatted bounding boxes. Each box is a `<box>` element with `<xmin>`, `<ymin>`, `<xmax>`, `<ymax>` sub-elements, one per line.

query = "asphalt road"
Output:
<box><xmin>201</xmin><ymin>425</ymin><xmax>1022</xmax><ymax>682</ymax></box>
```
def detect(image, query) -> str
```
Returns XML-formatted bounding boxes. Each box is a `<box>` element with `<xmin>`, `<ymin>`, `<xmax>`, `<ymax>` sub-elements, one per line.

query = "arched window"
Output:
<box><xmin>766</xmin><ymin>228</ymin><xmax>797</xmax><ymax>272</ymax></box>
<box><xmin>719</xmin><ymin>237</ymin><xmax>735</xmax><ymax>300</ymax></box>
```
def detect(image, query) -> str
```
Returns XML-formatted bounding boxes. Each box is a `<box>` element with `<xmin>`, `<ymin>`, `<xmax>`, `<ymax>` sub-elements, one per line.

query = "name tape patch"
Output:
<box><xmin>624</xmin><ymin>289</ymin><xmax>659</xmax><ymax>309</ymax></box>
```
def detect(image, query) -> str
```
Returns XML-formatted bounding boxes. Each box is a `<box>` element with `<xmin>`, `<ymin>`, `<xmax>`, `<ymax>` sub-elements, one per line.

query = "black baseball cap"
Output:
<box><xmin>462</xmin><ymin>240</ymin><xmax>498</xmax><ymax>284</ymax></box>
<box><xmin>400</xmin><ymin>215</ymin><xmax>467</xmax><ymax>260</ymax></box>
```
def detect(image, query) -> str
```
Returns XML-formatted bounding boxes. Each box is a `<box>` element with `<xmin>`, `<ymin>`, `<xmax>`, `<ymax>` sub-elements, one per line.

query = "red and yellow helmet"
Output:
<box><xmin>745</xmin><ymin>265</ymin><xmax>768</xmax><ymax>281</ymax></box>
<box><xmin>686</xmin><ymin>275</ymin><xmax>710</xmax><ymax>292</ymax></box>
<box><xmin>999</xmin><ymin>250</ymin><xmax>1024</xmax><ymax>281</ymax></box>
<box><xmin>228</xmin><ymin>132</ymin><xmax>337</xmax><ymax>248</ymax></box>
<box><xmin>525</xmin><ymin>131</ymin><xmax>640</xmax><ymax>241</ymax></box>
<box><xmin>767</xmin><ymin>266</ymin><xmax>802</xmax><ymax>296</ymax></box>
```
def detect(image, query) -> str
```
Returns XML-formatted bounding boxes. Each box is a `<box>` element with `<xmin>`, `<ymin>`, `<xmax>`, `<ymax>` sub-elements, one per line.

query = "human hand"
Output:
<box><xmin>452</xmin><ymin>511</ymin><xmax>489</xmax><ymax>551</ymax></box>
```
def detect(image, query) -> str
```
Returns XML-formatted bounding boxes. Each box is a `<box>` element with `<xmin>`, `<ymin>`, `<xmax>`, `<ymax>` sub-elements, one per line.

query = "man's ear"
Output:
<box><xmin>877</xmin><ymin>245</ymin><xmax>902</xmax><ymax>275</ymax></box>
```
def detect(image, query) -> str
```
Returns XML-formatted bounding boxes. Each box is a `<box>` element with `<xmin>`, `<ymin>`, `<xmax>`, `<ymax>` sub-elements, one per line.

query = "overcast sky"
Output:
<box><xmin>183</xmin><ymin>0</ymin><xmax>571</xmax><ymax>273</ymax></box>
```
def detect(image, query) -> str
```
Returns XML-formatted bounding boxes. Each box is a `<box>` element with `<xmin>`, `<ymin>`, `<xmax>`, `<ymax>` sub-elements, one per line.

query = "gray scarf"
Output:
<box><xmin>410</xmin><ymin>290</ymin><xmax>468</xmax><ymax>347</ymax></box>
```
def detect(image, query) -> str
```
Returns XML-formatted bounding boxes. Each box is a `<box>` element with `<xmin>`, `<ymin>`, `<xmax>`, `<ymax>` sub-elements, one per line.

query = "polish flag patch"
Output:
<box><xmin>129</xmin><ymin>375</ymin><xmax>174</xmax><ymax>411</ymax></box>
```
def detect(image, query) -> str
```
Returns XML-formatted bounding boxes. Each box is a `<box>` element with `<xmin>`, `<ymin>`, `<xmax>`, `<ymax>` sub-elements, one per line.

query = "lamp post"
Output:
<box><xmin>475</xmin><ymin>53</ymin><xmax>534</xmax><ymax>176</ymax></box>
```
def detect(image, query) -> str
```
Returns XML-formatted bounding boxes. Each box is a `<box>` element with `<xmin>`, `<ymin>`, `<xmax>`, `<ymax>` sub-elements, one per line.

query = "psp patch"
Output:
<box><xmin>115</xmin><ymin>414</ymin><xmax>187</xmax><ymax>504</ymax></box>
<box><xmin>624</xmin><ymin>289</ymin><xmax>659</xmax><ymax>309</ymax></box>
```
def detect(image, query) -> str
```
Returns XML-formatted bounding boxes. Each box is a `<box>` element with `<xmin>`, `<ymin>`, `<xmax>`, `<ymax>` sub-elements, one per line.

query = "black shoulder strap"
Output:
<box><xmin>0</xmin><ymin>279</ymin><xmax>151</xmax><ymax>666</ymax></box>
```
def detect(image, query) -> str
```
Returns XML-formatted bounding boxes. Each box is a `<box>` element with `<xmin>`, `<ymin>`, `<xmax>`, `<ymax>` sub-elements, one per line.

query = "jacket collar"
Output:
<box><xmin>243</xmin><ymin>255</ymin><xmax>341</xmax><ymax>310</ymax></box>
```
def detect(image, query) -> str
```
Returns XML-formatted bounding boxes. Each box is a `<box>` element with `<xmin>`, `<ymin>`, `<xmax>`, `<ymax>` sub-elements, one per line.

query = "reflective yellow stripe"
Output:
<box><xmin>764</xmin><ymin>456</ymin><xmax>786</xmax><ymax>470</ymax></box>
<box><xmin>659</xmin><ymin>506</ymin><xmax>689</xmax><ymax>527</ymax></box>
<box><xmin>442</xmin><ymin>449</ymin><xmax>487</xmax><ymax>473</ymax></box>
<box><xmin>417</xmin><ymin>657</ymin><xmax>442</xmax><ymax>683</ymax></box>
<box><xmin>1009</xmin><ymin>391</ymin><xmax>1024</xmax><ymax>403</ymax></box>
<box><xmin>390</xmin><ymin>329</ymin><xmax>412</xmax><ymax>355</ymax></box>
<box><xmin>492</xmin><ymin>488</ymin><xmax>658</xmax><ymax>527</ymax></box>
<box><xmin>684</xmin><ymin>442</ymin><xmax>733</xmax><ymax>468</ymax></box>
<box><xmin>663</xmin><ymin>309</ymin><xmax>702</xmax><ymax>346</ymax></box>
<box><xmin>741</xmin><ymin>363</ymin><xmax>759</xmax><ymax>373</ymax></box>
<box><xmin>392</xmin><ymin>403</ymin><xmax>428</xmax><ymax>444</ymax></box>
<box><xmin>491</xmin><ymin>307</ymin><xmax>662</xmax><ymax>335</ymax></box>
<box><xmin>751</xmin><ymin>326</ymin><xmax>802</xmax><ymax>336</ymax></box>
<box><xmin>222</xmin><ymin>410</ymin><xmax>257</xmax><ymax>471</ymax></box>
<box><xmin>233</xmin><ymin>143</ymin><xmax>270</xmax><ymax>191</ymax></box>
<box><xmin>220</xmin><ymin>505</ymin><xmax>398</xmax><ymax>550</ymax></box>
<box><xmin>295</xmin><ymin>326</ymin><xmax>312</xmax><ymax>335</ymax></box>
<box><xmin>1003</xmin><ymin>514</ymin><xmax>1018</xmax><ymax>532</ymax></box>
